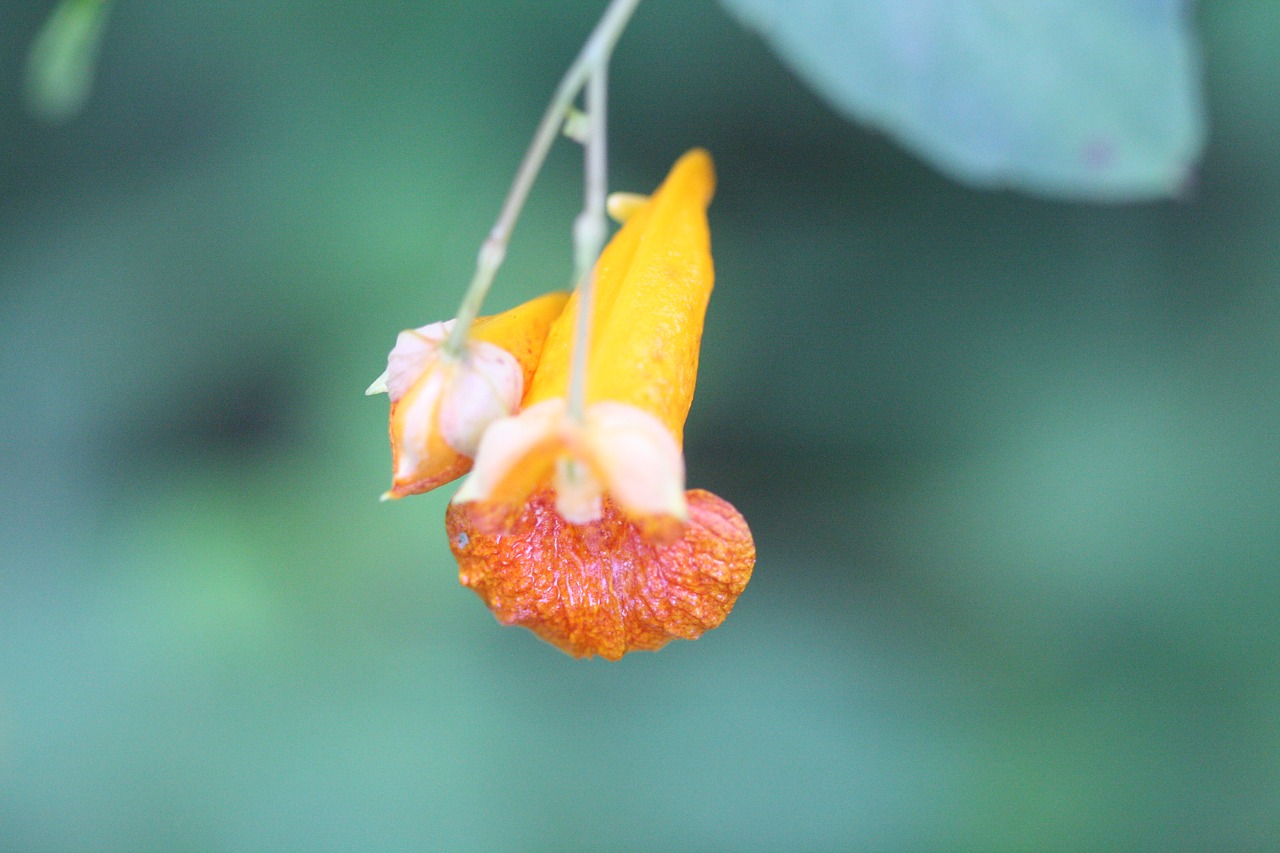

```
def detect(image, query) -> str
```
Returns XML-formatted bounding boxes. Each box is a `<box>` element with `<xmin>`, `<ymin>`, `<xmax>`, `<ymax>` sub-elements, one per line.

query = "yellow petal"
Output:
<box><xmin>470</xmin><ymin>290</ymin><xmax>569</xmax><ymax>391</ymax></box>
<box><xmin>527</xmin><ymin>148</ymin><xmax>716</xmax><ymax>446</ymax></box>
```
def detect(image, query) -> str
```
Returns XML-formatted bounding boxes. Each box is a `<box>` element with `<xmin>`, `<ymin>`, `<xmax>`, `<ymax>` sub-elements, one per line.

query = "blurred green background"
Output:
<box><xmin>3</xmin><ymin>2</ymin><xmax>1279</xmax><ymax>850</ymax></box>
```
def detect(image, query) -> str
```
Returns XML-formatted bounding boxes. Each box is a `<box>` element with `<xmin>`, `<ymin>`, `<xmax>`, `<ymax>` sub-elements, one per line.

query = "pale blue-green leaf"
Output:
<box><xmin>25</xmin><ymin>0</ymin><xmax>113</xmax><ymax>123</ymax></box>
<box><xmin>719</xmin><ymin>0</ymin><xmax>1205</xmax><ymax>200</ymax></box>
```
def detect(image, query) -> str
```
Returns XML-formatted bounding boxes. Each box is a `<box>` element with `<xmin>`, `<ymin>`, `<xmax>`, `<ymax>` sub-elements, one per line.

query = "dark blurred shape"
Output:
<box><xmin>101</xmin><ymin>354</ymin><xmax>302</xmax><ymax>470</ymax></box>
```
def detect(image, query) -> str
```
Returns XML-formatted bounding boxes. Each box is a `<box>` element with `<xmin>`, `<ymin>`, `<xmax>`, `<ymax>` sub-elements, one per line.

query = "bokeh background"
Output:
<box><xmin>3</xmin><ymin>2</ymin><xmax>1279</xmax><ymax>850</ymax></box>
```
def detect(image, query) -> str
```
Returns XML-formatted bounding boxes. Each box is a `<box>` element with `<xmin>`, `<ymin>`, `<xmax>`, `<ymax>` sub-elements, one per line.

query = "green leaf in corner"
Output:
<box><xmin>25</xmin><ymin>0</ymin><xmax>113</xmax><ymax>123</ymax></box>
<box><xmin>719</xmin><ymin>0</ymin><xmax>1206</xmax><ymax>200</ymax></box>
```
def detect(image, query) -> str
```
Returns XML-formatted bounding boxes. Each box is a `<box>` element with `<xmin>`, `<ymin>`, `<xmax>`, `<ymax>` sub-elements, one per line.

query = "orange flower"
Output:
<box><xmin>448</xmin><ymin>149</ymin><xmax>755</xmax><ymax>659</ymax></box>
<box><xmin>369</xmin><ymin>291</ymin><xmax>568</xmax><ymax>499</ymax></box>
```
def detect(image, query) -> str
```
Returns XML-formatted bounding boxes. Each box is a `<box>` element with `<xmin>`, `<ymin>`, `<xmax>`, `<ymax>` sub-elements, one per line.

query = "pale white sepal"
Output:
<box><xmin>454</xmin><ymin>397</ymin><xmax>687</xmax><ymax>527</ymax></box>
<box><xmin>453</xmin><ymin>399</ymin><xmax>565</xmax><ymax>506</ymax></box>
<box><xmin>384</xmin><ymin>320</ymin><xmax>453</xmax><ymax>402</ymax></box>
<box><xmin>554</xmin><ymin>456</ymin><xmax>604</xmax><ymax>524</ymax></box>
<box><xmin>437</xmin><ymin>341</ymin><xmax>523</xmax><ymax>457</ymax></box>
<box><xmin>383</xmin><ymin>318</ymin><xmax>524</xmax><ymax>485</ymax></box>
<box><xmin>582</xmin><ymin>402</ymin><xmax>687</xmax><ymax>522</ymax></box>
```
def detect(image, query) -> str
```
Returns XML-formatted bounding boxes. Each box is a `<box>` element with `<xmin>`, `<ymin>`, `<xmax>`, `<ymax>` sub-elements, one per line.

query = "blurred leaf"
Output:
<box><xmin>718</xmin><ymin>0</ymin><xmax>1205</xmax><ymax>199</ymax></box>
<box><xmin>24</xmin><ymin>0</ymin><xmax>112</xmax><ymax>123</ymax></box>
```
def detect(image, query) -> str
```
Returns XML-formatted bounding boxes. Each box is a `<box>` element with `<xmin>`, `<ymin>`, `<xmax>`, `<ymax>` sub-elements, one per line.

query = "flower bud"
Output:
<box><xmin>371</xmin><ymin>291</ymin><xmax>568</xmax><ymax>499</ymax></box>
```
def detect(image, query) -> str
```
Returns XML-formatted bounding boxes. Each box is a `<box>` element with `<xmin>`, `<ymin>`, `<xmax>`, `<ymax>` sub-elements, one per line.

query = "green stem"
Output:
<box><xmin>444</xmin><ymin>0</ymin><xmax>642</xmax><ymax>359</ymax></box>
<box><xmin>567</xmin><ymin>64</ymin><xmax>608</xmax><ymax>424</ymax></box>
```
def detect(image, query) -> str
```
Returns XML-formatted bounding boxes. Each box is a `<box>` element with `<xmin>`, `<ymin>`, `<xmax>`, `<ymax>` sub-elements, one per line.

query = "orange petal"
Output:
<box><xmin>446</xmin><ymin>487</ymin><xmax>754</xmax><ymax>660</ymax></box>
<box><xmin>386</xmin><ymin>359</ymin><xmax>483</xmax><ymax>498</ymax></box>
<box><xmin>527</xmin><ymin>149</ymin><xmax>716</xmax><ymax>445</ymax></box>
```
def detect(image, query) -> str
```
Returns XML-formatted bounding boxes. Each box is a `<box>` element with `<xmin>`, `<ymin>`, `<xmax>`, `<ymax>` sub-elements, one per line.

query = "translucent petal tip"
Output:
<box><xmin>365</xmin><ymin>370</ymin><xmax>389</xmax><ymax>396</ymax></box>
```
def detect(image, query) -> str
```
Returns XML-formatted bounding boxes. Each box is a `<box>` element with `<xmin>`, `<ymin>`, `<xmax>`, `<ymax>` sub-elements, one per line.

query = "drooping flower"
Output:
<box><xmin>448</xmin><ymin>149</ymin><xmax>755</xmax><ymax>659</ymax></box>
<box><xmin>369</xmin><ymin>290</ymin><xmax>568</xmax><ymax>499</ymax></box>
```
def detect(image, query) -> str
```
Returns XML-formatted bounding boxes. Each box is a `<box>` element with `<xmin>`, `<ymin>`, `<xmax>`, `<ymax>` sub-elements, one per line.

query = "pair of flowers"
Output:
<box><xmin>371</xmin><ymin>149</ymin><xmax>754</xmax><ymax>660</ymax></box>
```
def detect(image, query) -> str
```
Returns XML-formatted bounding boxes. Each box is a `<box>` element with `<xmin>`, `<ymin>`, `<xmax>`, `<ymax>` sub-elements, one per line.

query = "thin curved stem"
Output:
<box><xmin>567</xmin><ymin>63</ymin><xmax>608</xmax><ymax>423</ymax></box>
<box><xmin>444</xmin><ymin>0</ymin><xmax>642</xmax><ymax>358</ymax></box>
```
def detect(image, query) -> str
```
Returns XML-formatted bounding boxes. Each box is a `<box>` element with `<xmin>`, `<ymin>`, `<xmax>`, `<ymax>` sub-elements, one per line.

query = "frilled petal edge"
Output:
<box><xmin>446</xmin><ymin>487</ymin><xmax>755</xmax><ymax>660</ymax></box>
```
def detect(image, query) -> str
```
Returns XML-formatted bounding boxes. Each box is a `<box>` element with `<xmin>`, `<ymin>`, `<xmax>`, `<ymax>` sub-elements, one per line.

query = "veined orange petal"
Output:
<box><xmin>528</xmin><ymin>149</ymin><xmax>716</xmax><ymax>445</ymax></box>
<box><xmin>447</xmin><ymin>487</ymin><xmax>754</xmax><ymax>660</ymax></box>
